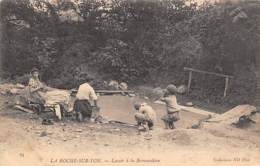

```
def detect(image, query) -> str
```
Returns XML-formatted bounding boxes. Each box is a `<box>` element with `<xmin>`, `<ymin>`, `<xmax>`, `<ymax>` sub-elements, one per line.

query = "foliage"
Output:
<box><xmin>1</xmin><ymin>0</ymin><xmax>260</xmax><ymax>105</ymax></box>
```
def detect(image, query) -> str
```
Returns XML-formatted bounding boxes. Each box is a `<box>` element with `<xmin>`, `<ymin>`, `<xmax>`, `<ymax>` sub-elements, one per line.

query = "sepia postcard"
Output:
<box><xmin>0</xmin><ymin>0</ymin><xmax>259</xmax><ymax>165</ymax></box>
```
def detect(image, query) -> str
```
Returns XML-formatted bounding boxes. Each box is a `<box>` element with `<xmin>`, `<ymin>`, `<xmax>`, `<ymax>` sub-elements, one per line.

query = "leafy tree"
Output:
<box><xmin>1</xmin><ymin>0</ymin><xmax>260</xmax><ymax>106</ymax></box>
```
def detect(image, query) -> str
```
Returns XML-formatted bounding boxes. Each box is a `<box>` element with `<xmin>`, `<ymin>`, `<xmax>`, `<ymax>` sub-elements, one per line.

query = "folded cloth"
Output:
<box><xmin>44</xmin><ymin>90</ymin><xmax>70</xmax><ymax>105</ymax></box>
<box><xmin>43</xmin><ymin>89</ymin><xmax>71</xmax><ymax>113</ymax></box>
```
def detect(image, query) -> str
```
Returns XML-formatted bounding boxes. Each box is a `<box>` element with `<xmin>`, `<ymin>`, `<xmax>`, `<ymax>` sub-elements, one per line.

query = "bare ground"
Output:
<box><xmin>0</xmin><ymin>94</ymin><xmax>259</xmax><ymax>166</ymax></box>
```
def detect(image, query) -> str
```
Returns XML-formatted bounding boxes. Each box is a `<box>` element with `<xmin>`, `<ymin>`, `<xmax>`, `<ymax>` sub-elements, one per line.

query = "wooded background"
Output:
<box><xmin>1</xmin><ymin>0</ymin><xmax>260</xmax><ymax>106</ymax></box>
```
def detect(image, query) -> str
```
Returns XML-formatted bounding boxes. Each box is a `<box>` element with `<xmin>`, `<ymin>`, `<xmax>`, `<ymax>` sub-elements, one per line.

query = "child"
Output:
<box><xmin>134</xmin><ymin>103</ymin><xmax>156</xmax><ymax>132</ymax></box>
<box><xmin>160</xmin><ymin>84</ymin><xmax>181</xmax><ymax>129</ymax></box>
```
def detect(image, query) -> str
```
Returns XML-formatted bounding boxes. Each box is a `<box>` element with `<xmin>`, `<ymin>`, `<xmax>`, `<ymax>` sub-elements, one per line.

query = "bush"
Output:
<box><xmin>1</xmin><ymin>0</ymin><xmax>260</xmax><ymax>106</ymax></box>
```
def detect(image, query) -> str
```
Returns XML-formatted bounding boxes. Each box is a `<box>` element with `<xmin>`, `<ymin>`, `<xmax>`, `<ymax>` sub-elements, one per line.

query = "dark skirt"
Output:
<box><xmin>73</xmin><ymin>99</ymin><xmax>92</xmax><ymax>118</ymax></box>
<box><xmin>161</xmin><ymin>111</ymin><xmax>180</xmax><ymax>122</ymax></box>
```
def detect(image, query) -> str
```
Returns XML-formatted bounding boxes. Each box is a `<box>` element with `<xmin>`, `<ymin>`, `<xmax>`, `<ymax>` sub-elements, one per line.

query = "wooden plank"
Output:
<box><xmin>71</xmin><ymin>89</ymin><xmax>135</xmax><ymax>94</ymax></box>
<box><xmin>187</xmin><ymin>71</ymin><xmax>192</xmax><ymax>93</ymax></box>
<box><xmin>96</xmin><ymin>90</ymin><xmax>135</xmax><ymax>94</ymax></box>
<box><xmin>154</xmin><ymin>102</ymin><xmax>218</xmax><ymax>116</ymax></box>
<box><xmin>224</xmin><ymin>77</ymin><xmax>229</xmax><ymax>97</ymax></box>
<box><xmin>108</xmin><ymin>120</ymin><xmax>137</xmax><ymax>127</ymax></box>
<box><xmin>184</xmin><ymin>67</ymin><xmax>233</xmax><ymax>79</ymax></box>
<box><xmin>179</xmin><ymin>105</ymin><xmax>218</xmax><ymax>116</ymax></box>
<box><xmin>14</xmin><ymin>105</ymin><xmax>34</xmax><ymax>114</ymax></box>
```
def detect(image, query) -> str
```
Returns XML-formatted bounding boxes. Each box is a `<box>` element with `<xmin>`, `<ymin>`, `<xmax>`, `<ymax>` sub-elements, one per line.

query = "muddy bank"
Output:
<box><xmin>0</xmin><ymin>91</ymin><xmax>260</xmax><ymax>166</ymax></box>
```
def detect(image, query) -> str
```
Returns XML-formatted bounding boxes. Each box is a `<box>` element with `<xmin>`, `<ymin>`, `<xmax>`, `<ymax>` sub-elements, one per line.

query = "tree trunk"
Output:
<box><xmin>254</xmin><ymin>37</ymin><xmax>260</xmax><ymax>106</ymax></box>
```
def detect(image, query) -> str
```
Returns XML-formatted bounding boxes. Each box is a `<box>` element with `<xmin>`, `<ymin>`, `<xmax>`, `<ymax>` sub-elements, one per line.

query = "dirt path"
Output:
<box><xmin>0</xmin><ymin>94</ymin><xmax>259</xmax><ymax>166</ymax></box>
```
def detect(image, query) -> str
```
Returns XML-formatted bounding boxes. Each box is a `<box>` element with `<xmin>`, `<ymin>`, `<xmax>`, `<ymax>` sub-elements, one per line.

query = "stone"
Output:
<box><xmin>75</xmin><ymin>129</ymin><xmax>83</xmax><ymax>132</ymax></box>
<box><xmin>39</xmin><ymin>131</ymin><xmax>47</xmax><ymax>137</ymax></box>
<box><xmin>16</xmin><ymin>84</ymin><xmax>25</xmax><ymax>88</ymax></box>
<box><xmin>154</xmin><ymin>100</ymin><xmax>165</xmax><ymax>105</ymax></box>
<box><xmin>0</xmin><ymin>91</ymin><xmax>7</xmax><ymax>95</ymax></box>
<box><xmin>119</xmin><ymin>82</ymin><xmax>128</xmax><ymax>91</ymax></box>
<box><xmin>144</xmin><ymin>135</ymin><xmax>152</xmax><ymax>140</ymax></box>
<box><xmin>152</xmin><ymin>87</ymin><xmax>165</xmax><ymax>98</ymax></box>
<box><xmin>9</xmin><ymin>88</ymin><xmax>21</xmax><ymax>95</ymax></box>
<box><xmin>108</xmin><ymin>80</ymin><xmax>119</xmax><ymax>90</ymax></box>
<box><xmin>185</xmin><ymin>102</ymin><xmax>194</xmax><ymax>106</ymax></box>
<box><xmin>114</xmin><ymin>128</ymin><xmax>120</xmax><ymax>132</ymax></box>
<box><xmin>128</xmin><ymin>93</ymin><xmax>136</xmax><ymax>97</ymax></box>
<box><xmin>177</xmin><ymin>85</ymin><xmax>187</xmax><ymax>94</ymax></box>
<box><xmin>47</xmin><ymin>131</ymin><xmax>53</xmax><ymax>135</ymax></box>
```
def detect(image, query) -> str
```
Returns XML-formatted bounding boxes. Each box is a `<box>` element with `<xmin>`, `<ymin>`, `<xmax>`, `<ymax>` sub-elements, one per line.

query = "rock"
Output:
<box><xmin>233</xmin><ymin>11</ymin><xmax>248</xmax><ymax>23</ymax></box>
<box><xmin>114</xmin><ymin>128</ymin><xmax>120</xmax><ymax>131</ymax></box>
<box><xmin>75</xmin><ymin>129</ymin><xmax>83</xmax><ymax>132</ymax></box>
<box><xmin>152</xmin><ymin>87</ymin><xmax>165</xmax><ymax>98</ymax></box>
<box><xmin>128</xmin><ymin>93</ymin><xmax>136</xmax><ymax>97</ymax></box>
<box><xmin>102</xmin><ymin>120</ymin><xmax>109</xmax><ymax>124</ymax></box>
<box><xmin>95</xmin><ymin>115</ymin><xmax>109</xmax><ymax>124</ymax></box>
<box><xmin>29</xmin><ymin>116</ymin><xmax>38</xmax><ymax>120</ymax></box>
<box><xmin>0</xmin><ymin>91</ymin><xmax>7</xmax><ymax>95</ymax></box>
<box><xmin>144</xmin><ymin>134</ymin><xmax>152</xmax><ymax>140</ymax></box>
<box><xmin>185</xmin><ymin>102</ymin><xmax>194</xmax><ymax>107</ymax></box>
<box><xmin>108</xmin><ymin>80</ymin><xmax>119</xmax><ymax>90</ymax></box>
<box><xmin>9</xmin><ymin>88</ymin><xmax>21</xmax><ymax>95</ymax></box>
<box><xmin>16</xmin><ymin>84</ymin><xmax>25</xmax><ymax>89</ymax></box>
<box><xmin>39</xmin><ymin>131</ymin><xmax>47</xmax><ymax>137</ymax></box>
<box><xmin>138</xmin><ymin>126</ymin><xmax>146</xmax><ymax>131</ymax></box>
<box><xmin>104</xmin><ymin>144</ymin><xmax>109</xmax><ymax>146</ymax></box>
<box><xmin>110</xmin><ymin>128</ymin><xmax>120</xmax><ymax>132</ymax></box>
<box><xmin>35</xmin><ymin>131</ymin><xmax>41</xmax><ymax>134</ymax></box>
<box><xmin>154</xmin><ymin>100</ymin><xmax>165</xmax><ymax>105</ymax></box>
<box><xmin>230</xmin><ymin>7</ymin><xmax>248</xmax><ymax>23</ymax></box>
<box><xmin>63</xmin><ymin>138</ymin><xmax>67</xmax><ymax>141</ymax></box>
<box><xmin>177</xmin><ymin>85</ymin><xmax>187</xmax><ymax>94</ymax></box>
<box><xmin>47</xmin><ymin>131</ymin><xmax>53</xmax><ymax>135</ymax></box>
<box><xmin>144</xmin><ymin>96</ymin><xmax>149</xmax><ymax>100</ymax></box>
<box><xmin>250</xmin><ymin>112</ymin><xmax>260</xmax><ymax>123</ymax></box>
<box><xmin>119</xmin><ymin>82</ymin><xmax>128</xmax><ymax>91</ymax></box>
<box><xmin>191</xmin><ymin>124</ymin><xmax>200</xmax><ymax>129</ymax></box>
<box><xmin>229</xmin><ymin>7</ymin><xmax>242</xmax><ymax>16</ymax></box>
